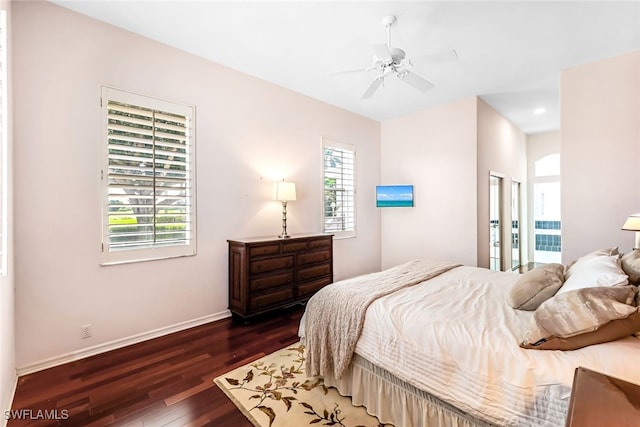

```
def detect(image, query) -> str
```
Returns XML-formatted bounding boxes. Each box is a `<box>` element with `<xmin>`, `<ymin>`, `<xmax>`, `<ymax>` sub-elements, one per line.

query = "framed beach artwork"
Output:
<box><xmin>375</xmin><ymin>185</ymin><xmax>414</xmax><ymax>207</ymax></box>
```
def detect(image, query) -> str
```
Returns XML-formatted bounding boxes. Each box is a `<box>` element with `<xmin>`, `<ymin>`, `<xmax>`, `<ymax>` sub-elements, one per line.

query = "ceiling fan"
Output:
<box><xmin>333</xmin><ymin>15</ymin><xmax>457</xmax><ymax>99</ymax></box>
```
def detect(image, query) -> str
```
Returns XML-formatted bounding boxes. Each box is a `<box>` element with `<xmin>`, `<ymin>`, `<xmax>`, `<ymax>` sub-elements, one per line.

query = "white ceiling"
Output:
<box><xmin>50</xmin><ymin>1</ymin><xmax>640</xmax><ymax>135</ymax></box>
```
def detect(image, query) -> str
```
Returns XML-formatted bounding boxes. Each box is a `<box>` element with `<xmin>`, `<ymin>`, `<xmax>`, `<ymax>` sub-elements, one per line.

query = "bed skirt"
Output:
<box><xmin>324</xmin><ymin>353</ymin><xmax>497</xmax><ymax>427</ymax></box>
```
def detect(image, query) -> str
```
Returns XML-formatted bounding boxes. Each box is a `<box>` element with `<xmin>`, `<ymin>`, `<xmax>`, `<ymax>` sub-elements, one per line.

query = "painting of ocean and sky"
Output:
<box><xmin>376</xmin><ymin>185</ymin><xmax>414</xmax><ymax>207</ymax></box>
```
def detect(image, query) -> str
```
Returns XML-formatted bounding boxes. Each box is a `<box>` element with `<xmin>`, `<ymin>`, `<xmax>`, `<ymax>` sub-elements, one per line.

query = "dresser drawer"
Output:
<box><xmin>250</xmin><ymin>288</ymin><xmax>295</xmax><ymax>310</ymax></box>
<box><xmin>298</xmin><ymin>277</ymin><xmax>332</xmax><ymax>298</ymax></box>
<box><xmin>250</xmin><ymin>256</ymin><xmax>294</xmax><ymax>274</ymax></box>
<box><xmin>297</xmin><ymin>249</ymin><xmax>331</xmax><ymax>265</ymax></box>
<box><xmin>250</xmin><ymin>272</ymin><xmax>294</xmax><ymax>292</ymax></box>
<box><xmin>297</xmin><ymin>263</ymin><xmax>331</xmax><ymax>281</ymax></box>
<box><xmin>308</xmin><ymin>238</ymin><xmax>331</xmax><ymax>249</ymax></box>
<box><xmin>249</xmin><ymin>244</ymin><xmax>280</xmax><ymax>257</ymax></box>
<box><xmin>282</xmin><ymin>241</ymin><xmax>307</xmax><ymax>253</ymax></box>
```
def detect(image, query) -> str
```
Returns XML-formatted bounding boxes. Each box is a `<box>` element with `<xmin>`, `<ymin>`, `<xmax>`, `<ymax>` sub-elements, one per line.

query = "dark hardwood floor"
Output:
<box><xmin>8</xmin><ymin>306</ymin><xmax>305</xmax><ymax>427</ymax></box>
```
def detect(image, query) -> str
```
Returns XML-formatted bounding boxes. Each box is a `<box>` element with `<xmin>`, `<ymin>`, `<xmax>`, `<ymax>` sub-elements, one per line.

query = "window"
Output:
<box><xmin>322</xmin><ymin>138</ymin><xmax>355</xmax><ymax>238</ymax></box>
<box><xmin>534</xmin><ymin>153</ymin><xmax>560</xmax><ymax>177</ymax></box>
<box><xmin>101</xmin><ymin>86</ymin><xmax>196</xmax><ymax>264</ymax></box>
<box><xmin>533</xmin><ymin>152</ymin><xmax>561</xmax><ymax>263</ymax></box>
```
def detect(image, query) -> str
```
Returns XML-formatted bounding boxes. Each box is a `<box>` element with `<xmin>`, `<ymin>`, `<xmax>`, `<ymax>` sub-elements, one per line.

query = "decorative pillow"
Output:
<box><xmin>508</xmin><ymin>263</ymin><xmax>564</xmax><ymax>311</ymax></box>
<box><xmin>564</xmin><ymin>247</ymin><xmax>619</xmax><ymax>278</ymax></box>
<box><xmin>556</xmin><ymin>254</ymin><xmax>628</xmax><ymax>295</ymax></box>
<box><xmin>520</xmin><ymin>285</ymin><xmax>640</xmax><ymax>350</ymax></box>
<box><xmin>621</xmin><ymin>249</ymin><xmax>640</xmax><ymax>285</ymax></box>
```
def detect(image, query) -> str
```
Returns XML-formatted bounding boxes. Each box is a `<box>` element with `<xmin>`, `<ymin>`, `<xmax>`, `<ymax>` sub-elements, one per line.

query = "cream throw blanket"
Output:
<box><xmin>304</xmin><ymin>260</ymin><xmax>460</xmax><ymax>379</ymax></box>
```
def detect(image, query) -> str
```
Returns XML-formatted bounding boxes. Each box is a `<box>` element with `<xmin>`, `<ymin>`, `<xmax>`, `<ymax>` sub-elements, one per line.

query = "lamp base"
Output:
<box><xmin>278</xmin><ymin>201</ymin><xmax>291</xmax><ymax>239</ymax></box>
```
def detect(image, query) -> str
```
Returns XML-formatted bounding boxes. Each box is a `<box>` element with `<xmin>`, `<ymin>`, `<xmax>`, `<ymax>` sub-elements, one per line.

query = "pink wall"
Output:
<box><xmin>476</xmin><ymin>99</ymin><xmax>528</xmax><ymax>269</ymax></box>
<box><xmin>561</xmin><ymin>51</ymin><xmax>640</xmax><ymax>262</ymax></box>
<box><xmin>380</xmin><ymin>97</ymin><xmax>478</xmax><ymax>269</ymax></box>
<box><xmin>13</xmin><ymin>1</ymin><xmax>380</xmax><ymax>371</ymax></box>
<box><xmin>380</xmin><ymin>97</ymin><xmax>526</xmax><ymax>270</ymax></box>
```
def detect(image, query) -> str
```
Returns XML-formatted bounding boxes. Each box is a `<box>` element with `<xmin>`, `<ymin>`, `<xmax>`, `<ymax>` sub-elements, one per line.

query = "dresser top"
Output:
<box><xmin>227</xmin><ymin>233</ymin><xmax>333</xmax><ymax>244</ymax></box>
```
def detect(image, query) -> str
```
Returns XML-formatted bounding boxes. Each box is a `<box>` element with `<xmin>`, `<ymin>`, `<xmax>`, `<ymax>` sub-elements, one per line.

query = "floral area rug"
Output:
<box><xmin>214</xmin><ymin>343</ymin><xmax>390</xmax><ymax>427</ymax></box>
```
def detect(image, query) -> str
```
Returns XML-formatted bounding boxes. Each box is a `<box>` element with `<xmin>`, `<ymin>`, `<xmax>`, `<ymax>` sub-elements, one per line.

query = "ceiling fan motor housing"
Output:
<box><xmin>373</xmin><ymin>47</ymin><xmax>406</xmax><ymax>66</ymax></box>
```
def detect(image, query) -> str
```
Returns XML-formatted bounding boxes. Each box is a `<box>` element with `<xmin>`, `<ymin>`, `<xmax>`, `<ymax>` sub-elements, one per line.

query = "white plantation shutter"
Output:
<box><xmin>322</xmin><ymin>138</ymin><xmax>356</xmax><ymax>238</ymax></box>
<box><xmin>101</xmin><ymin>87</ymin><xmax>196</xmax><ymax>264</ymax></box>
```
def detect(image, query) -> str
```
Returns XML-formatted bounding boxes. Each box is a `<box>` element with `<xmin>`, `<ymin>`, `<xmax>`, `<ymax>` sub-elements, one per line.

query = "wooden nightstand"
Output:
<box><xmin>566</xmin><ymin>367</ymin><xmax>640</xmax><ymax>426</ymax></box>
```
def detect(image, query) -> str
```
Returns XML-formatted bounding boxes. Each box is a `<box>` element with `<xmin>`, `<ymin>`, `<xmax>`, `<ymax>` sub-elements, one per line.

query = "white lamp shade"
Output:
<box><xmin>622</xmin><ymin>215</ymin><xmax>640</xmax><ymax>231</ymax></box>
<box><xmin>273</xmin><ymin>182</ymin><xmax>297</xmax><ymax>202</ymax></box>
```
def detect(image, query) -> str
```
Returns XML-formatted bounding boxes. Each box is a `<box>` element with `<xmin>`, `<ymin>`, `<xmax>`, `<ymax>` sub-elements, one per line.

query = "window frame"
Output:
<box><xmin>322</xmin><ymin>138</ymin><xmax>356</xmax><ymax>239</ymax></box>
<box><xmin>100</xmin><ymin>86</ymin><xmax>196</xmax><ymax>265</ymax></box>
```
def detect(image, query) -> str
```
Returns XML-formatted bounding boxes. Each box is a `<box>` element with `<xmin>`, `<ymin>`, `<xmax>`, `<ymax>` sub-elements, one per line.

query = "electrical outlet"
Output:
<box><xmin>80</xmin><ymin>324</ymin><xmax>92</xmax><ymax>339</ymax></box>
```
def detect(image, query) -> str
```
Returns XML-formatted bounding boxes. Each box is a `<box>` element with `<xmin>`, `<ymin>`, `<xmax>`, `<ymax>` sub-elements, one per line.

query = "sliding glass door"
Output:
<box><xmin>489</xmin><ymin>174</ymin><xmax>503</xmax><ymax>271</ymax></box>
<box><xmin>511</xmin><ymin>181</ymin><xmax>521</xmax><ymax>271</ymax></box>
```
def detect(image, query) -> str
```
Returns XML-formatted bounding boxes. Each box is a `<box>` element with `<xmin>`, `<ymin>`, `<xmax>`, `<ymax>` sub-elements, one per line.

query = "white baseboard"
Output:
<box><xmin>16</xmin><ymin>310</ymin><xmax>231</xmax><ymax>376</ymax></box>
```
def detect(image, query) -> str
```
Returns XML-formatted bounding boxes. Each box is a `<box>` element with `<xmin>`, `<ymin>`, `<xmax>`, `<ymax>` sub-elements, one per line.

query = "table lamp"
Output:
<box><xmin>621</xmin><ymin>214</ymin><xmax>640</xmax><ymax>250</ymax></box>
<box><xmin>273</xmin><ymin>181</ymin><xmax>296</xmax><ymax>238</ymax></box>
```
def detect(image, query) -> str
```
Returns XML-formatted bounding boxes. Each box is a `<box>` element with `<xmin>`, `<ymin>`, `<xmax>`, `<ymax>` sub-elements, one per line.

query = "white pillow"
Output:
<box><xmin>557</xmin><ymin>254</ymin><xmax>628</xmax><ymax>295</ymax></box>
<box><xmin>565</xmin><ymin>247</ymin><xmax>619</xmax><ymax>279</ymax></box>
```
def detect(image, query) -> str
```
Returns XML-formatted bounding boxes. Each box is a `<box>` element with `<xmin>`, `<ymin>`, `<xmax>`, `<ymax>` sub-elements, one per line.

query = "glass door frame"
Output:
<box><xmin>511</xmin><ymin>180</ymin><xmax>522</xmax><ymax>271</ymax></box>
<box><xmin>489</xmin><ymin>172</ymin><xmax>504</xmax><ymax>271</ymax></box>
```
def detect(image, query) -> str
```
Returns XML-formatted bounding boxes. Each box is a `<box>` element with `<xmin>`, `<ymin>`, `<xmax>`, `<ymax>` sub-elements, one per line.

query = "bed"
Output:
<box><xmin>298</xmin><ymin>255</ymin><xmax>640</xmax><ymax>427</ymax></box>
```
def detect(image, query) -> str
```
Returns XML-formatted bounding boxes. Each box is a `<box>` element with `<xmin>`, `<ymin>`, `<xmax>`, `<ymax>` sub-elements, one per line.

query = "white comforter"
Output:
<box><xmin>312</xmin><ymin>265</ymin><xmax>640</xmax><ymax>426</ymax></box>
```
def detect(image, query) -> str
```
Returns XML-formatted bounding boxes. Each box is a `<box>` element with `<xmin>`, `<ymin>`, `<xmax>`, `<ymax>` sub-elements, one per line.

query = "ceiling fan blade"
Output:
<box><xmin>399</xmin><ymin>71</ymin><xmax>434</xmax><ymax>93</ymax></box>
<box><xmin>361</xmin><ymin>78</ymin><xmax>384</xmax><ymax>99</ymax></box>
<box><xmin>417</xmin><ymin>49</ymin><xmax>458</xmax><ymax>65</ymax></box>
<box><xmin>326</xmin><ymin>67</ymin><xmax>368</xmax><ymax>75</ymax></box>
<box><xmin>372</xmin><ymin>44</ymin><xmax>392</xmax><ymax>62</ymax></box>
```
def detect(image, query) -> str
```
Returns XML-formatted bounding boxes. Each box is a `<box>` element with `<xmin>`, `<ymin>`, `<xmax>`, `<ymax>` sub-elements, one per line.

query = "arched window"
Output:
<box><xmin>535</xmin><ymin>153</ymin><xmax>560</xmax><ymax>177</ymax></box>
<box><xmin>533</xmin><ymin>152</ymin><xmax>561</xmax><ymax>262</ymax></box>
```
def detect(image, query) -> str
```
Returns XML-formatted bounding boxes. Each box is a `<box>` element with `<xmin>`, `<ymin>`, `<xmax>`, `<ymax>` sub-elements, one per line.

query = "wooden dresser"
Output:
<box><xmin>227</xmin><ymin>234</ymin><xmax>333</xmax><ymax>321</ymax></box>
